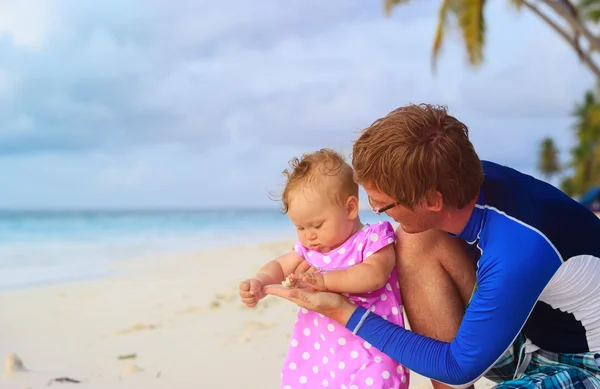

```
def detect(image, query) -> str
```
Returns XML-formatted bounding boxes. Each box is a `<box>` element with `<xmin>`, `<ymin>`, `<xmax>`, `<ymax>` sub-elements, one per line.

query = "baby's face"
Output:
<box><xmin>287</xmin><ymin>189</ymin><xmax>355</xmax><ymax>254</ymax></box>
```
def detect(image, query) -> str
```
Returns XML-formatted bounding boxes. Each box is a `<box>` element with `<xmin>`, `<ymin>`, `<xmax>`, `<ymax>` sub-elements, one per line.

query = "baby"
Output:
<box><xmin>239</xmin><ymin>149</ymin><xmax>409</xmax><ymax>389</ymax></box>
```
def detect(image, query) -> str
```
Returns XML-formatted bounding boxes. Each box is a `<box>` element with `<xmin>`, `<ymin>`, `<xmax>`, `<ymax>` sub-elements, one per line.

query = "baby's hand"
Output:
<box><xmin>291</xmin><ymin>272</ymin><xmax>327</xmax><ymax>291</ymax></box>
<box><xmin>239</xmin><ymin>278</ymin><xmax>265</xmax><ymax>308</ymax></box>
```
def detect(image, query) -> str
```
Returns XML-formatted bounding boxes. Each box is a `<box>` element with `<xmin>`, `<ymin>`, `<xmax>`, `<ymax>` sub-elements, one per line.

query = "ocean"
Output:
<box><xmin>0</xmin><ymin>209</ymin><xmax>387</xmax><ymax>291</ymax></box>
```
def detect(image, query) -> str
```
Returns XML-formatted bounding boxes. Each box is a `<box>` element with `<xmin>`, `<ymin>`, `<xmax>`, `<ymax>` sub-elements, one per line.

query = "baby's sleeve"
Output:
<box><xmin>361</xmin><ymin>221</ymin><xmax>397</xmax><ymax>258</ymax></box>
<box><xmin>293</xmin><ymin>240</ymin><xmax>306</xmax><ymax>259</ymax></box>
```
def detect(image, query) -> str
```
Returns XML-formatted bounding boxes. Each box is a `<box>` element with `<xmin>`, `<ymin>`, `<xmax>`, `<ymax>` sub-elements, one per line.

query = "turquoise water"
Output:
<box><xmin>0</xmin><ymin>209</ymin><xmax>387</xmax><ymax>290</ymax></box>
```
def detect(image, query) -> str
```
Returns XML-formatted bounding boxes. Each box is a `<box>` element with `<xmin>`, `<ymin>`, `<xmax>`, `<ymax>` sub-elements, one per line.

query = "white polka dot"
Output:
<box><xmin>327</xmin><ymin>324</ymin><xmax>335</xmax><ymax>332</ymax></box>
<box><xmin>299</xmin><ymin>376</ymin><xmax>307</xmax><ymax>384</ymax></box>
<box><xmin>365</xmin><ymin>251</ymin><xmax>373</xmax><ymax>257</ymax></box>
<box><xmin>357</xmin><ymin>243</ymin><xmax>364</xmax><ymax>251</ymax></box>
<box><xmin>360</xmin><ymin>364</ymin><xmax>367</xmax><ymax>370</ymax></box>
<box><xmin>397</xmin><ymin>365</ymin><xmax>403</xmax><ymax>374</ymax></box>
<box><xmin>350</xmin><ymin>375</ymin><xmax>356</xmax><ymax>381</ymax></box>
<box><xmin>358</xmin><ymin>297</ymin><xmax>366</xmax><ymax>302</ymax></box>
<box><xmin>284</xmin><ymin>386</ymin><xmax>292</xmax><ymax>389</ymax></box>
<box><xmin>402</xmin><ymin>375</ymin><xmax>407</xmax><ymax>383</ymax></box>
<box><xmin>366</xmin><ymin>377</ymin><xmax>374</xmax><ymax>386</ymax></box>
<box><xmin>364</xmin><ymin>341</ymin><xmax>372</xmax><ymax>349</ymax></box>
<box><xmin>311</xmin><ymin>365</ymin><xmax>319</xmax><ymax>374</ymax></box>
<box><xmin>338</xmin><ymin>361</ymin><xmax>345</xmax><ymax>369</ymax></box>
<box><xmin>313</xmin><ymin>318</ymin><xmax>319</xmax><ymax>326</ymax></box>
<box><xmin>381</xmin><ymin>293</ymin><xmax>387</xmax><ymax>301</ymax></box>
<box><xmin>348</xmin><ymin>258</ymin><xmax>356</xmax><ymax>266</ymax></box>
<box><xmin>322</xmin><ymin>379</ymin><xmax>329</xmax><ymax>387</ymax></box>
<box><xmin>350</xmin><ymin>386</ymin><xmax>358</xmax><ymax>389</ymax></box>
<box><xmin>374</xmin><ymin>356</ymin><xmax>382</xmax><ymax>363</ymax></box>
<box><xmin>322</xmin><ymin>356</ymin><xmax>328</xmax><ymax>364</ymax></box>
<box><xmin>302</xmin><ymin>352</ymin><xmax>310</xmax><ymax>360</ymax></box>
<box><xmin>320</xmin><ymin>333</ymin><xmax>326</xmax><ymax>341</ymax></box>
<box><xmin>314</xmin><ymin>341</ymin><xmax>320</xmax><ymax>350</ymax></box>
<box><xmin>370</xmin><ymin>233</ymin><xmax>379</xmax><ymax>242</ymax></box>
<box><xmin>307</xmin><ymin>251</ymin><xmax>313</xmax><ymax>257</ymax></box>
<box><xmin>370</xmin><ymin>306</ymin><xmax>376</xmax><ymax>312</ymax></box>
<box><xmin>289</xmin><ymin>362</ymin><xmax>297</xmax><ymax>370</ymax></box>
<box><xmin>291</xmin><ymin>339</ymin><xmax>298</xmax><ymax>347</ymax></box>
<box><xmin>338</xmin><ymin>247</ymin><xmax>346</xmax><ymax>254</ymax></box>
<box><xmin>391</xmin><ymin>307</ymin><xmax>399</xmax><ymax>315</ymax></box>
<box><xmin>323</xmin><ymin>256</ymin><xmax>331</xmax><ymax>264</ymax></box>
<box><xmin>338</xmin><ymin>337</ymin><xmax>346</xmax><ymax>345</ymax></box>
<box><xmin>329</xmin><ymin>347</ymin><xmax>335</xmax><ymax>355</ymax></box>
<box><xmin>382</xmin><ymin>315</ymin><xmax>388</xmax><ymax>320</ymax></box>
<box><xmin>341</xmin><ymin>385</ymin><xmax>347</xmax><ymax>389</ymax></box>
<box><xmin>294</xmin><ymin>244</ymin><xmax>299</xmax><ymax>251</ymax></box>
<box><xmin>351</xmin><ymin>350</ymin><xmax>359</xmax><ymax>358</ymax></box>
<box><xmin>396</xmin><ymin>280</ymin><xmax>400</xmax><ymax>288</ymax></box>
<box><xmin>388</xmin><ymin>237</ymin><xmax>394</xmax><ymax>244</ymax></box>
<box><xmin>319</xmin><ymin>313</ymin><xmax>324</xmax><ymax>318</ymax></box>
<box><xmin>330</xmin><ymin>371</ymin><xmax>336</xmax><ymax>379</ymax></box>
<box><xmin>382</xmin><ymin>370</ymin><xmax>390</xmax><ymax>379</ymax></box>
<box><xmin>303</xmin><ymin>328</ymin><xmax>311</xmax><ymax>336</ymax></box>
<box><xmin>385</xmin><ymin>283</ymin><xmax>392</xmax><ymax>291</ymax></box>
<box><xmin>379</xmin><ymin>221</ymin><xmax>383</xmax><ymax>225</ymax></box>
<box><xmin>301</xmin><ymin>308</ymin><xmax>308</xmax><ymax>314</ymax></box>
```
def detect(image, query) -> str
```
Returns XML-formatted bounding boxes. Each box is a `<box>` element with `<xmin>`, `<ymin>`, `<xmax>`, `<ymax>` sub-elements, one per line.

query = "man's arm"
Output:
<box><xmin>343</xmin><ymin>227</ymin><xmax>562</xmax><ymax>387</ymax></box>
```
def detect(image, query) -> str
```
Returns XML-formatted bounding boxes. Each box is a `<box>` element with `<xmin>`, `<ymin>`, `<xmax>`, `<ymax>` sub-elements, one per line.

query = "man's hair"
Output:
<box><xmin>278</xmin><ymin>148</ymin><xmax>358</xmax><ymax>214</ymax></box>
<box><xmin>352</xmin><ymin>104</ymin><xmax>483</xmax><ymax>209</ymax></box>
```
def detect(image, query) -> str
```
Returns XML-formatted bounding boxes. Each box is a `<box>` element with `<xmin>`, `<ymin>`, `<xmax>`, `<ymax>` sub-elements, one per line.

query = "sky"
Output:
<box><xmin>0</xmin><ymin>0</ymin><xmax>593</xmax><ymax>209</ymax></box>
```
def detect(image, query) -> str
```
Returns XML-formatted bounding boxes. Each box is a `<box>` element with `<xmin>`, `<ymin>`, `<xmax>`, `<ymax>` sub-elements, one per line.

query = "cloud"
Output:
<box><xmin>0</xmin><ymin>0</ymin><xmax>594</xmax><ymax>207</ymax></box>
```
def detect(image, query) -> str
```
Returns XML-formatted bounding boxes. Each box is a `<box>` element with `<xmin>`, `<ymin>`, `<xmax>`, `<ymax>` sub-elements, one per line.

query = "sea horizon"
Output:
<box><xmin>0</xmin><ymin>208</ymin><xmax>387</xmax><ymax>291</ymax></box>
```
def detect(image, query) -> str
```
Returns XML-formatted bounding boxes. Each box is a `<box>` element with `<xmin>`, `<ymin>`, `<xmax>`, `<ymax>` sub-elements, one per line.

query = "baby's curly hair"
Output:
<box><xmin>277</xmin><ymin>149</ymin><xmax>358</xmax><ymax>214</ymax></box>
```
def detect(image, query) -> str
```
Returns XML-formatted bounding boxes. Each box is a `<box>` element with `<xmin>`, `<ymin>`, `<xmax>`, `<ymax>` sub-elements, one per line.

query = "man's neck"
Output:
<box><xmin>436</xmin><ymin>195</ymin><xmax>478</xmax><ymax>236</ymax></box>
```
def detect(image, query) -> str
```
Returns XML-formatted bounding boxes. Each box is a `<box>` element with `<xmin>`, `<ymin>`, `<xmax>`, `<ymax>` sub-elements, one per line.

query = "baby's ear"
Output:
<box><xmin>346</xmin><ymin>196</ymin><xmax>359</xmax><ymax>219</ymax></box>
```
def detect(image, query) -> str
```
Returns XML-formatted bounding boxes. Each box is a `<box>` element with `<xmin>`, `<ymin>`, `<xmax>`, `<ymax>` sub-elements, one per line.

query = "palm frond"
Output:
<box><xmin>384</xmin><ymin>0</ymin><xmax>412</xmax><ymax>15</ymax></box>
<box><xmin>431</xmin><ymin>0</ymin><xmax>453</xmax><ymax>71</ymax></box>
<box><xmin>459</xmin><ymin>0</ymin><xmax>486</xmax><ymax>66</ymax></box>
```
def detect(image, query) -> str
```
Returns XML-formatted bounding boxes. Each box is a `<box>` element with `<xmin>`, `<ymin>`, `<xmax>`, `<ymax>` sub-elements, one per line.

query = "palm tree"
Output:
<box><xmin>565</xmin><ymin>89</ymin><xmax>600</xmax><ymax>194</ymax></box>
<box><xmin>538</xmin><ymin>137</ymin><xmax>561</xmax><ymax>180</ymax></box>
<box><xmin>383</xmin><ymin>0</ymin><xmax>600</xmax><ymax>78</ymax></box>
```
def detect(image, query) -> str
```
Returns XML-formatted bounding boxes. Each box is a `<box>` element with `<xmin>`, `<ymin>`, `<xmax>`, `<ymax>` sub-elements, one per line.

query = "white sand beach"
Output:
<box><xmin>0</xmin><ymin>239</ymin><xmax>495</xmax><ymax>389</ymax></box>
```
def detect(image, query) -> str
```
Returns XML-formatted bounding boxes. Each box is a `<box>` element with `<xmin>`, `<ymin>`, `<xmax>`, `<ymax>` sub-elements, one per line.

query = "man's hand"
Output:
<box><xmin>239</xmin><ymin>278</ymin><xmax>265</xmax><ymax>308</ymax></box>
<box><xmin>290</xmin><ymin>271</ymin><xmax>326</xmax><ymax>291</ymax></box>
<box><xmin>263</xmin><ymin>284</ymin><xmax>357</xmax><ymax>326</ymax></box>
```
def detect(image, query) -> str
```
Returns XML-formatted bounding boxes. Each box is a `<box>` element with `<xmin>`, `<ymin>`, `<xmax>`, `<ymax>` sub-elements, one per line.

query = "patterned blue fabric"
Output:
<box><xmin>486</xmin><ymin>333</ymin><xmax>600</xmax><ymax>389</ymax></box>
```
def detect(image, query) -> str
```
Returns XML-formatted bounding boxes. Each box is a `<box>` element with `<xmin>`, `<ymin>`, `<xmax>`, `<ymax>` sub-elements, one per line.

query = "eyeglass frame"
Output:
<box><xmin>367</xmin><ymin>196</ymin><xmax>399</xmax><ymax>215</ymax></box>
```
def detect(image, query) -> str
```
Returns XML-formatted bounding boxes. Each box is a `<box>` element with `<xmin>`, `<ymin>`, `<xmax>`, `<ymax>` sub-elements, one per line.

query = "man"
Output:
<box><xmin>265</xmin><ymin>104</ymin><xmax>600</xmax><ymax>389</ymax></box>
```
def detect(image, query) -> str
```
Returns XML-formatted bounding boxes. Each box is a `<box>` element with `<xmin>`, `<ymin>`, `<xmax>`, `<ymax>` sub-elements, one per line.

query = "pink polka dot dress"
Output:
<box><xmin>281</xmin><ymin>221</ymin><xmax>409</xmax><ymax>389</ymax></box>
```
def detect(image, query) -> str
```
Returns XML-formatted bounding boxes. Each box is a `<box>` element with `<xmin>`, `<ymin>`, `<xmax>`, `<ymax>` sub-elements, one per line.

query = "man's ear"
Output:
<box><xmin>346</xmin><ymin>196</ymin><xmax>359</xmax><ymax>220</ymax></box>
<box><xmin>423</xmin><ymin>191</ymin><xmax>443</xmax><ymax>212</ymax></box>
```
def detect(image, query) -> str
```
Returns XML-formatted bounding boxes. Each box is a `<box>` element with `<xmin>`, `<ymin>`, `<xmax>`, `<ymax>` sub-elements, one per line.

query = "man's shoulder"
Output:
<box><xmin>478</xmin><ymin>161</ymin><xmax>600</xmax><ymax>262</ymax></box>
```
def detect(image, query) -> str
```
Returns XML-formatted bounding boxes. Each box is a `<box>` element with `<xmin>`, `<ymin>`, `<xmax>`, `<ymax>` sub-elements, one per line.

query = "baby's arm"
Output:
<box><xmin>322</xmin><ymin>244</ymin><xmax>396</xmax><ymax>293</ymax></box>
<box><xmin>252</xmin><ymin>250</ymin><xmax>305</xmax><ymax>285</ymax></box>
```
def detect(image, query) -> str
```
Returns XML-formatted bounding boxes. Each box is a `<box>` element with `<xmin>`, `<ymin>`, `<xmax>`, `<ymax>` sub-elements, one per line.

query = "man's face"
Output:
<box><xmin>363</xmin><ymin>186</ymin><xmax>438</xmax><ymax>234</ymax></box>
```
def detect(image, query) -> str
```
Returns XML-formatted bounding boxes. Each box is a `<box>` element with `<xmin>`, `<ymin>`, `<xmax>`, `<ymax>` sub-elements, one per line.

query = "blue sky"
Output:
<box><xmin>0</xmin><ymin>0</ymin><xmax>593</xmax><ymax>209</ymax></box>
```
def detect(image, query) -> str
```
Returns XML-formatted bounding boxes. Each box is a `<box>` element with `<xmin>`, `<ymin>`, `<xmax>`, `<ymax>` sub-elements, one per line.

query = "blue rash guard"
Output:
<box><xmin>345</xmin><ymin>160</ymin><xmax>600</xmax><ymax>387</ymax></box>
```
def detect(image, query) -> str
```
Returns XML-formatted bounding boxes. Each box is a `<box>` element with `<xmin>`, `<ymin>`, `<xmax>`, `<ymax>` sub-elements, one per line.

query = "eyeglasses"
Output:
<box><xmin>367</xmin><ymin>196</ymin><xmax>399</xmax><ymax>215</ymax></box>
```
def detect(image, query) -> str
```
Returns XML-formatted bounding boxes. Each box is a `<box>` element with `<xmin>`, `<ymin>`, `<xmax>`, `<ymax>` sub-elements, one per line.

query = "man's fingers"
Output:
<box><xmin>264</xmin><ymin>284</ymin><xmax>315</xmax><ymax>308</ymax></box>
